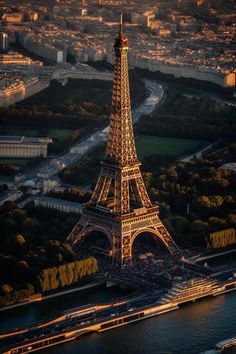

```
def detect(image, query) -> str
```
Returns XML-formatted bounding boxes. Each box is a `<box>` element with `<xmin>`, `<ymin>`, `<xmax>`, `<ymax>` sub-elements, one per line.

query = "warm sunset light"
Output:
<box><xmin>0</xmin><ymin>1</ymin><xmax>235</xmax><ymax>354</ymax></box>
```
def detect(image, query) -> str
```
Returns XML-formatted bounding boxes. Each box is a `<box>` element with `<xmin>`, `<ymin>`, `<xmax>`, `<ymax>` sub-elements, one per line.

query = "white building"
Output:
<box><xmin>0</xmin><ymin>136</ymin><xmax>52</xmax><ymax>158</ymax></box>
<box><xmin>33</xmin><ymin>196</ymin><xmax>82</xmax><ymax>214</ymax></box>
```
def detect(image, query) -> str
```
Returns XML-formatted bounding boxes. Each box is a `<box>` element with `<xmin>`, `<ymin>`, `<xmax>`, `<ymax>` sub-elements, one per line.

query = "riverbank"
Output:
<box><xmin>0</xmin><ymin>281</ymin><xmax>103</xmax><ymax>313</ymax></box>
<box><xmin>1</xmin><ymin>277</ymin><xmax>236</xmax><ymax>354</ymax></box>
<box><xmin>0</xmin><ymin>275</ymin><xmax>235</xmax><ymax>354</ymax></box>
<box><xmin>191</xmin><ymin>247</ymin><xmax>236</xmax><ymax>263</ymax></box>
<box><xmin>0</xmin><ymin>80</ymin><xmax>49</xmax><ymax>108</ymax></box>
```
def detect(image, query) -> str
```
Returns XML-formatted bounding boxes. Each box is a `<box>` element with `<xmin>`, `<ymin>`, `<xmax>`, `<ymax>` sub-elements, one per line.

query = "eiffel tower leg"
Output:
<box><xmin>122</xmin><ymin>233</ymin><xmax>132</xmax><ymax>267</ymax></box>
<box><xmin>99</xmin><ymin>178</ymin><xmax>111</xmax><ymax>203</ymax></box>
<box><xmin>130</xmin><ymin>222</ymin><xmax>178</xmax><ymax>259</ymax></box>
<box><xmin>111</xmin><ymin>222</ymin><xmax>121</xmax><ymax>267</ymax></box>
<box><xmin>112</xmin><ymin>225</ymin><xmax>132</xmax><ymax>268</ymax></box>
<box><xmin>65</xmin><ymin>213</ymin><xmax>90</xmax><ymax>247</ymax></box>
<box><xmin>152</xmin><ymin>224</ymin><xmax>178</xmax><ymax>254</ymax></box>
<box><xmin>135</xmin><ymin>176</ymin><xmax>153</xmax><ymax>208</ymax></box>
<box><xmin>90</xmin><ymin>175</ymin><xmax>106</xmax><ymax>204</ymax></box>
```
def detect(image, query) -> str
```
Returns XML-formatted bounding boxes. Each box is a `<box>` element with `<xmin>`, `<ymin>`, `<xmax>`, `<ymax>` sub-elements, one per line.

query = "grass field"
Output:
<box><xmin>0</xmin><ymin>159</ymin><xmax>30</xmax><ymax>166</ymax></box>
<box><xmin>0</xmin><ymin>127</ymin><xmax>73</xmax><ymax>140</ymax></box>
<box><xmin>47</xmin><ymin>129</ymin><xmax>73</xmax><ymax>140</ymax></box>
<box><xmin>136</xmin><ymin>135</ymin><xmax>207</xmax><ymax>159</ymax></box>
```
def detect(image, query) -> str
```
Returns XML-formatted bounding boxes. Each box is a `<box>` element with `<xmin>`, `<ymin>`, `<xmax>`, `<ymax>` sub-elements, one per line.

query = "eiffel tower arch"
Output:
<box><xmin>66</xmin><ymin>16</ymin><xmax>178</xmax><ymax>267</ymax></box>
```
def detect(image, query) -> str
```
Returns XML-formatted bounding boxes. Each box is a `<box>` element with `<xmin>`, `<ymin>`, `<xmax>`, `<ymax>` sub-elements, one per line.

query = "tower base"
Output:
<box><xmin>66</xmin><ymin>205</ymin><xmax>178</xmax><ymax>268</ymax></box>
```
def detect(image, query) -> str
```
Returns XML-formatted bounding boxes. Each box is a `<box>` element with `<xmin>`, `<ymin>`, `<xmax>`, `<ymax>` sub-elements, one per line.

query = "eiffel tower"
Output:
<box><xmin>66</xmin><ymin>16</ymin><xmax>178</xmax><ymax>267</ymax></box>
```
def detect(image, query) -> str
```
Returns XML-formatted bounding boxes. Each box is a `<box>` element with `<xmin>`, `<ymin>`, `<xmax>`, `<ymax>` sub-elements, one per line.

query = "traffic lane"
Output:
<box><xmin>0</xmin><ymin>299</ymin><xmax>162</xmax><ymax>351</ymax></box>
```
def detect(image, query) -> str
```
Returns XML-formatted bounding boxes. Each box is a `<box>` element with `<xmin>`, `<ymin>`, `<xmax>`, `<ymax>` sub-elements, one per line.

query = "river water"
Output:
<box><xmin>0</xmin><ymin>283</ymin><xmax>235</xmax><ymax>354</ymax></box>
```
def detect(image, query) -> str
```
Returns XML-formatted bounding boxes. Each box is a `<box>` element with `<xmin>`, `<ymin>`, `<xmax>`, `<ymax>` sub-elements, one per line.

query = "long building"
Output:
<box><xmin>19</xmin><ymin>32</ymin><xmax>65</xmax><ymax>63</ymax></box>
<box><xmin>126</xmin><ymin>54</ymin><xmax>236</xmax><ymax>88</ymax></box>
<box><xmin>105</xmin><ymin>49</ymin><xmax>235</xmax><ymax>88</ymax></box>
<box><xmin>33</xmin><ymin>196</ymin><xmax>82</xmax><ymax>214</ymax></box>
<box><xmin>0</xmin><ymin>53</ymin><xmax>42</xmax><ymax>66</ymax></box>
<box><xmin>0</xmin><ymin>136</ymin><xmax>52</xmax><ymax>158</ymax></box>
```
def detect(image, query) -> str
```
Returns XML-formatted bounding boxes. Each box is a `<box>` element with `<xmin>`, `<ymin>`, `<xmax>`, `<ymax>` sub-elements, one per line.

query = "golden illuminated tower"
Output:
<box><xmin>66</xmin><ymin>16</ymin><xmax>178</xmax><ymax>267</ymax></box>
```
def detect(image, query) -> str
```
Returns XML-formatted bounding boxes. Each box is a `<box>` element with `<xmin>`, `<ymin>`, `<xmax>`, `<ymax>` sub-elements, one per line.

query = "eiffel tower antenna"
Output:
<box><xmin>120</xmin><ymin>13</ymin><xmax>123</xmax><ymax>33</ymax></box>
<box><xmin>66</xmin><ymin>20</ymin><xmax>178</xmax><ymax>267</ymax></box>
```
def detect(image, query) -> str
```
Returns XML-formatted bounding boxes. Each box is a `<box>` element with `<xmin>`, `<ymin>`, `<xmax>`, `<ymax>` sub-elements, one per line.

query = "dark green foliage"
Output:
<box><xmin>136</xmin><ymin>88</ymin><xmax>236</xmax><ymax>140</ymax></box>
<box><xmin>141</xmin><ymin>141</ymin><xmax>236</xmax><ymax>247</ymax></box>
<box><xmin>0</xmin><ymin>164</ymin><xmax>18</xmax><ymax>176</ymax></box>
<box><xmin>0</xmin><ymin>282</ymin><xmax>35</xmax><ymax>307</ymax></box>
<box><xmin>0</xmin><ymin>75</ymin><xmax>146</xmax><ymax>132</ymax></box>
<box><xmin>0</xmin><ymin>202</ymin><xmax>82</xmax><ymax>306</ymax></box>
<box><xmin>0</xmin><ymin>79</ymin><xmax>109</xmax><ymax>131</ymax></box>
<box><xmin>59</xmin><ymin>144</ymin><xmax>105</xmax><ymax>186</ymax></box>
<box><xmin>0</xmin><ymin>157</ymin><xmax>43</xmax><ymax>176</ymax></box>
<box><xmin>0</xmin><ymin>184</ymin><xmax>8</xmax><ymax>192</ymax></box>
<box><xmin>49</xmin><ymin>187</ymin><xmax>91</xmax><ymax>203</ymax></box>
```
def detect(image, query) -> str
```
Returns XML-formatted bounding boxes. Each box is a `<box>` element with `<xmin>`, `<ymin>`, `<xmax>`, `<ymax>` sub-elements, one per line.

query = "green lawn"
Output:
<box><xmin>136</xmin><ymin>136</ymin><xmax>207</xmax><ymax>159</ymax></box>
<box><xmin>0</xmin><ymin>127</ymin><xmax>73</xmax><ymax>140</ymax></box>
<box><xmin>0</xmin><ymin>159</ymin><xmax>30</xmax><ymax>166</ymax></box>
<box><xmin>47</xmin><ymin>129</ymin><xmax>73</xmax><ymax>140</ymax></box>
<box><xmin>0</xmin><ymin>128</ymin><xmax>40</xmax><ymax>137</ymax></box>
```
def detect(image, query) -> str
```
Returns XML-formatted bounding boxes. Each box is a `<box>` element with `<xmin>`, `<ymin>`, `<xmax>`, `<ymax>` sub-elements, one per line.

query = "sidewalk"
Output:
<box><xmin>0</xmin><ymin>281</ymin><xmax>103</xmax><ymax>313</ymax></box>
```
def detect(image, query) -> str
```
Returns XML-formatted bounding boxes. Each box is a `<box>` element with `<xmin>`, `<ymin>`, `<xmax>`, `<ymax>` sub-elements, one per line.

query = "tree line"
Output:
<box><xmin>38</xmin><ymin>257</ymin><xmax>98</xmax><ymax>292</ymax></box>
<box><xmin>141</xmin><ymin>141</ymin><xmax>236</xmax><ymax>247</ymax></box>
<box><xmin>0</xmin><ymin>73</ymin><xmax>147</xmax><ymax>132</ymax></box>
<box><xmin>0</xmin><ymin>201</ymin><xmax>93</xmax><ymax>307</ymax></box>
<box><xmin>206</xmin><ymin>228</ymin><xmax>236</xmax><ymax>249</ymax></box>
<box><xmin>136</xmin><ymin>88</ymin><xmax>236</xmax><ymax>141</ymax></box>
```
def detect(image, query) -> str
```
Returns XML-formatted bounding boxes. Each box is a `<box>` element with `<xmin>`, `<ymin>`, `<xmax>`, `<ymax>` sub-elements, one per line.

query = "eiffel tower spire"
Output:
<box><xmin>104</xmin><ymin>14</ymin><xmax>137</xmax><ymax>167</ymax></box>
<box><xmin>66</xmin><ymin>19</ymin><xmax>178</xmax><ymax>267</ymax></box>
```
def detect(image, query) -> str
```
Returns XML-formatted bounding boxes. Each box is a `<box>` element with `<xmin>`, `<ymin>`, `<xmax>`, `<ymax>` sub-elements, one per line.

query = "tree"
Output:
<box><xmin>170</xmin><ymin>216</ymin><xmax>189</xmax><ymax>234</ymax></box>
<box><xmin>228</xmin><ymin>214</ymin><xmax>236</xmax><ymax>227</ymax></box>
<box><xmin>14</xmin><ymin>233</ymin><xmax>26</xmax><ymax>246</ymax></box>
<box><xmin>9</xmin><ymin>209</ymin><xmax>27</xmax><ymax>223</ymax></box>
<box><xmin>0</xmin><ymin>284</ymin><xmax>13</xmax><ymax>295</ymax></box>
<box><xmin>37</xmin><ymin>257</ymin><xmax>98</xmax><ymax>293</ymax></box>
<box><xmin>208</xmin><ymin>216</ymin><xmax>227</xmax><ymax>228</ymax></box>
<box><xmin>189</xmin><ymin>220</ymin><xmax>209</xmax><ymax>245</ymax></box>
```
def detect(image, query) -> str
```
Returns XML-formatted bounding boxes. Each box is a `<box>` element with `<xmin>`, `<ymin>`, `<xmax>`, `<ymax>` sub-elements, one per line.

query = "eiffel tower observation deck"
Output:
<box><xmin>66</xmin><ymin>16</ymin><xmax>178</xmax><ymax>267</ymax></box>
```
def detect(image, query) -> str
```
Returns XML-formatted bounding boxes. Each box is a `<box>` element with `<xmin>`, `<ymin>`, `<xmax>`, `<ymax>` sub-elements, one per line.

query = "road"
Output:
<box><xmin>0</xmin><ymin>293</ymin><xmax>164</xmax><ymax>352</ymax></box>
<box><xmin>180</xmin><ymin>142</ymin><xmax>215</xmax><ymax>162</ymax></box>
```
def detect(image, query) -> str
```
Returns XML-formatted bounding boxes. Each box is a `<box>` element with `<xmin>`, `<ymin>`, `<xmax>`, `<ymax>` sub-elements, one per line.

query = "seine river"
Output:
<box><xmin>0</xmin><ymin>284</ymin><xmax>235</xmax><ymax>354</ymax></box>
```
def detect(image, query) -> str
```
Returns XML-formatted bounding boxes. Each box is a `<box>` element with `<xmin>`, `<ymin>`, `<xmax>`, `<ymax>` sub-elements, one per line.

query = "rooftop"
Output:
<box><xmin>0</xmin><ymin>136</ymin><xmax>52</xmax><ymax>144</ymax></box>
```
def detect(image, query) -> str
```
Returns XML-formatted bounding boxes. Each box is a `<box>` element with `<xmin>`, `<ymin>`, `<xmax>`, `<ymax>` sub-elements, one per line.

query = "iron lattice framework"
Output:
<box><xmin>66</xmin><ymin>18</ymin><xmax>178</xmax><ymax>267</ymax></box>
